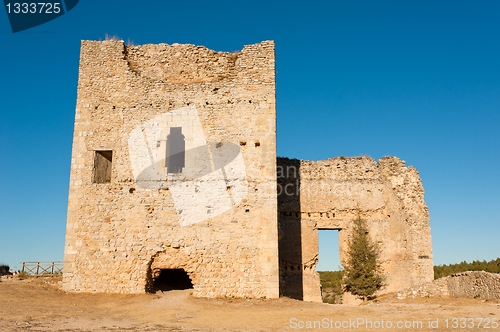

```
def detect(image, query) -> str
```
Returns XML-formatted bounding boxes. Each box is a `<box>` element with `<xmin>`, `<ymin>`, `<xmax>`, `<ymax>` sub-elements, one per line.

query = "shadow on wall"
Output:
<box><xmin>277</xmin><ymin>158</ymin><xmax>303</xmax><ymax>300</ymax></box>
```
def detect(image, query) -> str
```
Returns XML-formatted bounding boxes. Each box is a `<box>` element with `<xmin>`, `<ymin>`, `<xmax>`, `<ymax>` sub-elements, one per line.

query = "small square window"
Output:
<box><xmin>93</xmin><ymin>150</ymin><xmax>113</xmax><ymax>183</ymax></box>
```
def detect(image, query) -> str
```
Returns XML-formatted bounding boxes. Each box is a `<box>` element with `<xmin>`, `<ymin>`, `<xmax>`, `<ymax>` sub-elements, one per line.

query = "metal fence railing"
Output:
<box><xmin>20</xmin><ymin>261</ymin><xmax>63</xmax><ymax>276</ymax></box>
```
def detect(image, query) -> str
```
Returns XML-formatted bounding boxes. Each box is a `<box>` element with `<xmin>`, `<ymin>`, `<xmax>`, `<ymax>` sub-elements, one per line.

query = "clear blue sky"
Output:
<box><xmin>0</xmin><ymin>0</ymin><xmax>498</xmax><ymax>272</ymax></box>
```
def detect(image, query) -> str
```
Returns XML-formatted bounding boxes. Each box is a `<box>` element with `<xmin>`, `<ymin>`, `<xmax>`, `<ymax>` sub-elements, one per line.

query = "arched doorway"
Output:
<box><xmin>151</xmin><ymin>268</ymin><xmax>193</xmax><ymax>292</ymax></box>
<box><xmin>146</xmin><ymin>248</ymin><xmax>197</xmax><ymax>294</ymax></box>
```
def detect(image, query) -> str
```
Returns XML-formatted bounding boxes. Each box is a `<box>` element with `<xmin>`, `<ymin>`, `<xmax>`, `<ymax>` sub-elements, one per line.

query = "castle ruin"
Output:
<box><xmin>63</xmin><ymin>40</ymin><xmax>433</xmax><ymax>301</ymax></box>
<box><xmin>277</xmin><ymin>156</ymin><xmax>433</xmax><ymax>301</ymax></box>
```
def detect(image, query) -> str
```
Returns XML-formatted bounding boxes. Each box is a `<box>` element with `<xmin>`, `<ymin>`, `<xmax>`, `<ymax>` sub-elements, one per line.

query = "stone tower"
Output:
<box><xmin>63</xmin><ymin>40</ymin><xmax>279</xmax><ymax>297</ymax></box>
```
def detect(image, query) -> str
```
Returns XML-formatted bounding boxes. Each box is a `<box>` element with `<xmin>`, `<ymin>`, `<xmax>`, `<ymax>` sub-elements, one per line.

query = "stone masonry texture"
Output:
<box><xmin>447</xmin><ymin>271</ymin><xmax>500</xmax><ymax>300</ymax></box>
<box><xmin>63</xmin><ymin>40</ymin><xmax>279</xmax><ymax>298</ymax></box>
<box><xmin>395</xmin><ymin>271</ymin><xmax>500</xmax><ymax>300</ymax></box>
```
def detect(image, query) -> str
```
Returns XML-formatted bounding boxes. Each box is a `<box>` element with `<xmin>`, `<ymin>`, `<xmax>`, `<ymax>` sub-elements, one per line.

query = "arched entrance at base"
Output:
<box><xmin>145</xmin><ymin>247</ymin><xmax>197</xmax><ymax>293</ymax></box>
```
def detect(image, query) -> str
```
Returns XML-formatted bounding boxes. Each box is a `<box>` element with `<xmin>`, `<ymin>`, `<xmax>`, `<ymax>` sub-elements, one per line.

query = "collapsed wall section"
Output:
<box><xmin>63</xmin><ymin>40</ymin><xmax>278</xmax><ymax>298</ymax></box>
<box><xmin>447</xmin><ymin>271</ymin><xmax>500</xmax><ymax>300</ymax></box>
<box><xmin>278</xmin><ymin>156</ymin><xmax>433</xmax><ymax>301</ymax></box>
<box><xmin>396</xmin><ymin>271</ymin><xmax>500</xmax><ymax>300</ymax></box>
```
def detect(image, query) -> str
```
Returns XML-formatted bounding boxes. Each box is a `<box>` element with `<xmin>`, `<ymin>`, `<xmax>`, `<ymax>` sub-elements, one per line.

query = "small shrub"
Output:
<box><xmin>104</xmin><ymin>33</ymin><xmax>122</xmax><ymax>41</ymax></box>
<box><xmin>0</xmin><ymin>264</ymin><xmax>11</xmax><ymax>276</ymax></box>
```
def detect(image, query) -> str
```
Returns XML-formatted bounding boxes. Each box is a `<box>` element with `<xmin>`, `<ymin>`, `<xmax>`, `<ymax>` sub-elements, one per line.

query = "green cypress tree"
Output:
<box><xmin>342</xmin><ymin>216</ymin><xmax>383</xmax><ymax>301</ymax></box>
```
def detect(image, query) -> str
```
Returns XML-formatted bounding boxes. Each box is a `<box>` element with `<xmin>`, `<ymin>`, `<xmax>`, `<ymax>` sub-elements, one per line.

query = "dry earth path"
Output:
<box><xmin>0</xmin><ymin>277</ymin><xmax>499</xmax><ymax>331</ymax></box>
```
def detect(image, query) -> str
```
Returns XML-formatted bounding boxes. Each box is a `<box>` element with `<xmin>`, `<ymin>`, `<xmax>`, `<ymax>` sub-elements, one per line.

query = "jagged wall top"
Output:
<box><xmin>79</xmin><ymin>40</ymin><xmax>275</xmax><ymax>85</ymax></box>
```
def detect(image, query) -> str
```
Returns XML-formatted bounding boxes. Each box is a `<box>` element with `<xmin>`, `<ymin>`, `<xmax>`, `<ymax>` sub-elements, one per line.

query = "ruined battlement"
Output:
<box><xmin>277</xmin><ymin>156</ymin><xmax>433</xmax><ymax>301</ymax></box>
<box><xmin>123</xmin><ymin>42</ymin><xmax>275</xmax><ymax>84</ymax></box>
<box><xmin>77</xmin><ymin>40</ymin><xmax>275</xmax><ymax>89</ymax></box>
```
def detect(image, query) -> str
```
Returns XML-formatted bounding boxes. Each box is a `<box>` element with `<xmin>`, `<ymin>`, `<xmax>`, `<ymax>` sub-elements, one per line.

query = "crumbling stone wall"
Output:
<box><xmin>395</xmin><ymin>276</ymin><xmax>449</xmax><ymax>299</ymax></box>
<box><xmin>278</xmin><ymin>156</ymin><xmax>433</xmax><ymax>301</ymax></box>
<box><xmin>63</xmin><ymin>40</ymin><xmax>278</xmax><ymax>298</ymax></box>
<box><xmin>448</xmin><ymin>271</ymin><xmax>500</xmax><ymax>300</ymax></box>
<box><xmin>396</xmin><ymin>271</ymin><xmax>500</xmax><ymax>300</ymax></box>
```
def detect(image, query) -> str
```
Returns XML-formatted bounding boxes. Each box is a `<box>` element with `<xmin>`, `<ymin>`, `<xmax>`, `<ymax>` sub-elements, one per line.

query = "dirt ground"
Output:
<box><xmin>0</xmin><ymin>277</ymin><xmax>499</xmax><ymax>332</ymax></box>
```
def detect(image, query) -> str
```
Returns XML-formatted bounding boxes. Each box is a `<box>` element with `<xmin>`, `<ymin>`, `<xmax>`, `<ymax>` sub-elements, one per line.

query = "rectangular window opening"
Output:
<box><xmin>93</xmin><ymin>150</ymin><xmax>113</xmax><ymax>183</ymax></box>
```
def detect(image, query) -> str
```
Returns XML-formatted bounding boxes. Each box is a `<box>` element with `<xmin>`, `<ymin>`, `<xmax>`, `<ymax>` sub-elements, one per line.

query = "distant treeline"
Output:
<box><xmin>318</xmin><ymin>270</ymin><xmax>344</xmax><ymax>296</ymax></box>
<box><xmin>434</xmin><ymin>258</ymin><xmax>500</xmax><ymax>279</ymax></box>
<box><xmin>319</xmin><ymin>258</ymin><xmax>500</xmax><ymax>289</ymax></box>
